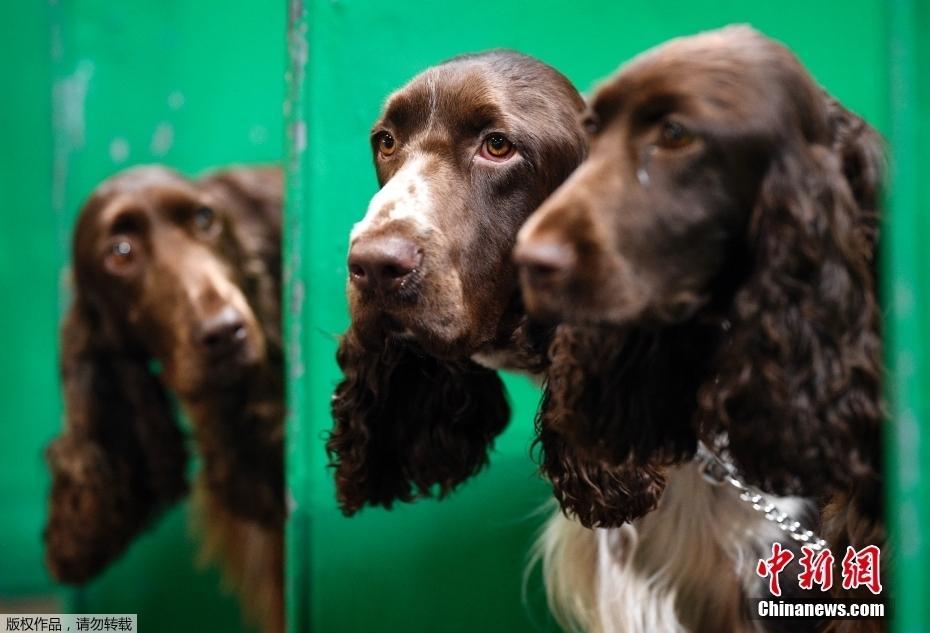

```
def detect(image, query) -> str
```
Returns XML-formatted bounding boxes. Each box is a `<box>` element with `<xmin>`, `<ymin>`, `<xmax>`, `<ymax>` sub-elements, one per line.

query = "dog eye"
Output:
<box><xmin>658</xmin><ymin>120</ymin><xmax>695</xmax><ymax>149</ymax></box>
<box><xmin>480</xmin><ymin>133</ymin><xmax>515</xmax><ymax>160</ymax></box>
<box><xmin>194</xmin><ymin>206</ymin><xmax>218</xmax><ymax>234</ymax></box>
<box><xmin>377</xmin><ymin>132</ymin><xmax>397</xmax><ymax>157</ymax></box>
<box><xmin>104</xmin><ymin>237</ymin><xmax>137</xmax><ymax>274</ymax></box>
<box><xmin>582</xmin><ymin>114</ymin><xmax>600</xmax><ymax>136</ymax></box>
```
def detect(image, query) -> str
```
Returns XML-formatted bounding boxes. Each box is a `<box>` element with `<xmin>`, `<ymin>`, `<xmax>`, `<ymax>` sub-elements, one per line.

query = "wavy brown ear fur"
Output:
<box><xmin>328</xmin><ymin>331</ymin><xmax>510</xmax><ymax>515</ymax></box>
<box><xmin>826</xmin><ymin>96</ymin><xmax>883</xmax><ymax>259</ymax></box>
<box><xmin>537</xmin><ymin>324</ymin><xmax>713</xmax><ymax>527</ymax></box>
<box><xmin>45</xmin><ymin>299</ymin><xmax>188</xmax><ymax>583</ymax></box>
<box><xmin>699</xmin><ymin>104</ymin><xmax>884</xmax><ymax>500</ymax></box>
<box><xmin>535</xmin><ymin>420</ymin><xmax>668</xmax><ymax>529</ymax></box>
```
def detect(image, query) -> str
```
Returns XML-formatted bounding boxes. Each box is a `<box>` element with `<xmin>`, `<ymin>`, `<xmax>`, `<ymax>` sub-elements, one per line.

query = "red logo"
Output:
<box><xmin>798</xmin><ymin>546</ymin><xmax>835</xmax><ymax>591</ymax></box>
<box><xmin>756</xmin><ymin>543</ymin><xmax>882</xmax><ymax>596</ymax></box>
<box><xmin>841</xmin><ymin>545</ymin><xmax>883</xmax><ymax>595</ymax></box>
<box><xmin>757</xmin><ymin>542</ymin><xmax>795</xmax><ymax>596</ymax></box>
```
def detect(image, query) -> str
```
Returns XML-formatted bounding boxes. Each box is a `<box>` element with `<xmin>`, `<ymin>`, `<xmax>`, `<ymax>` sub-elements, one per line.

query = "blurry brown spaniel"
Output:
<box><xmin>517</xmin><ymin>27</ymin><xmax>883</xmax><ymax>633</ymax></box>
<box><xmin>328</xmin><ymin>51</ymin><xmax>586</xmax><ymax>515</ymax></box>
<box><xmin>45</xmin><ymin>166</ymin><xmax>285</xmax><ymax>633</ymax></box>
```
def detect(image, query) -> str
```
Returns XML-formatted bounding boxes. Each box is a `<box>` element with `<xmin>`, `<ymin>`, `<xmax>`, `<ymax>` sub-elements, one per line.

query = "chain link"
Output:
<box><xmin>695</xmin><ymin>441</ymin><xmax>828</xmax><ymax>552</ymax></box>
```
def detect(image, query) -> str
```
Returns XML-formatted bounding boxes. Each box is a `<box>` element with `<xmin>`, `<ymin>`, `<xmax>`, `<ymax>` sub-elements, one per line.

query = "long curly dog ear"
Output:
<box><xmin>44</xmin><ymin>299</ymin><xmax>189</xmax><ymax>583</ymax></box>
<box><xmin>699</xmin><ymin>105</ymin><xmax>884</xmax><ymax>498</ymax></box>
<box><xmin>535</xmin><ymin>418</ymin><xmax>668</xmax><ymax>530</ymax></box>
<box><xmin>535</xmin><ymin>324</ymin><xmax>712</xmax><ymax>528</ymax></box>
<box><xmin>825</xmin><ymin>96</ymin><xmax>883</xmax><ymax>257</ymax></box>
<box><xmin>328</xmin><ymin>330</ymin><xmax>510</xmax><ymax>515</ymax></box>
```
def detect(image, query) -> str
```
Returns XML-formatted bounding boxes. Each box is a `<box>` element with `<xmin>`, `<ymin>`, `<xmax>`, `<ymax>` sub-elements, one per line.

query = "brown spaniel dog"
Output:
<box><xmin>45</xmin><ymin>166</ymin><xmax>285</xmax><ymax>633</ymax></box>
<box><xmin>517</xmin><ymin>27</ymin><xmax>883</xmax><ymax>633</ymax></box>
<box><xmin>328</xmin><ymin>51</ymin><xmax>586</xmax><ymax>515</ymax></box>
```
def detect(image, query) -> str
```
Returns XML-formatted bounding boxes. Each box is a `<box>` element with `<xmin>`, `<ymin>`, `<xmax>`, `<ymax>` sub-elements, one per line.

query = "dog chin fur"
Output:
<box><xmin>534</xmin><ymin>462</ymin><xmax>809</xmax><ymax>633</ymax></box>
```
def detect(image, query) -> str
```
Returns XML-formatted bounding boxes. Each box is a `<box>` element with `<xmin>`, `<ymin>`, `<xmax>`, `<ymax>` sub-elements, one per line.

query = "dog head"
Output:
<box><xmin>330</xmin><ymin>51</ymin><xmax>586</xmax><ymax>515</ymax></box>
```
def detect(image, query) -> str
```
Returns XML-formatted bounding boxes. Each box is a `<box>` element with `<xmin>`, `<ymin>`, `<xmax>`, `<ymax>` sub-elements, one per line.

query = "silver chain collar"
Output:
<box><xmin>695</xmin><ymin>439</ymin><xmax>828</xmax><ymax>552</ymax></box>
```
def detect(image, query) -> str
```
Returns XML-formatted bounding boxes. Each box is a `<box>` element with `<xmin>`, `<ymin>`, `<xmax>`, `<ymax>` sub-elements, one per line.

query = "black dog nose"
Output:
<box><xmin>514</xmin><ymin>240</ymin><xmax>575</xmax><ymax>285</ymax></box>
<box><xmin>348</xmin><ymin>236</ymin><xmax>422</xmax><ymax>293</ymax></box>
<box><xmin>196</xmin><ymin>306</ymin><xmax>247</xmax><ymax>354</ymax></box>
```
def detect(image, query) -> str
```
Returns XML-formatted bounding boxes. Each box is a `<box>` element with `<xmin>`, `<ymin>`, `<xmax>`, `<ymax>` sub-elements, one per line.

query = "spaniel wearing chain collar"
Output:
<box><xmin>517</xmin><ymin>26</ymin><xmax>884</xmax><ymax>633</ymax></box>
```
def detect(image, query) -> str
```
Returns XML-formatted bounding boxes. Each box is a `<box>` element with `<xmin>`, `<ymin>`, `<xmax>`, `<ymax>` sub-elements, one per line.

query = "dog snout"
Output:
<box><xmin>195</xmin><ymin>305</ymin><xmax>248</xmax><ymax>355</ymax></box>
<box><xmin>348</xmin><ymin>235</ymin><xmax>423</xmax><ymax>294</ymax></box>
<box><xmin>515</xmin><ymin>238</ymin><xmax>575</xmax><ymax>287</ymax></box>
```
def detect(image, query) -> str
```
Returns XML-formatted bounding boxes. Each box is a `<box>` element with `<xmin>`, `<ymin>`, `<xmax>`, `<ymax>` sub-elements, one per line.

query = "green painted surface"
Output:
<box><xmin>887</xmin><ymin>2</ymin><xmax>930</xmax><ymax>632</ymax></box>
<box><xmin>286</xmin><ymin>2</ymin><xmax>892</xmax><ymax>632</ymax></box>
<box><xmin>1</xmin><ymin>2</ymin><xmax>286</xmax><ymax>631</ymax></box>
<box><xmin>0</xmin><ymin>0</ymin><xmax>58</xmax><ymax>598</ymax></box>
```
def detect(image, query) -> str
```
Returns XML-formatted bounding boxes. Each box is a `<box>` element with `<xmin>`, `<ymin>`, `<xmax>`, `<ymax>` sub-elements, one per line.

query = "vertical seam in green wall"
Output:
<box><xmin>887</xmin><ymin>1</ymin><xmax>927</xmax><ymax>632</ymax></box>
<box><xmin>285</xmin><ymin>0</ymin><xmax>312</xmax><ymax>631</ymax></box>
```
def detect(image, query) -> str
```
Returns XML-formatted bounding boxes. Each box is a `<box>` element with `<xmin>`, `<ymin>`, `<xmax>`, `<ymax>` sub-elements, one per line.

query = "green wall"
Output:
<box><xmin>286</xmin><ymin>1</ymin><xmax>893</xmax><ymax>632</ymax></box>
<box><xmin>887</xmin><ymin>2</ymin><xmax>930</xmax><ymax>632</ymax></box>
<box><xmin>0</xmin><ymin>1</ymin><xmax>58</xmax><ymax>598</ymax></box>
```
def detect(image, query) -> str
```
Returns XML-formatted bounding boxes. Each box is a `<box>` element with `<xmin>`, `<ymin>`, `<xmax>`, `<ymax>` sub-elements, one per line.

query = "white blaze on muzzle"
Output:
<box><xmin>349</xmin><ymin>155</ymin><xmax>436</xmax><ymax>244</ymax></box>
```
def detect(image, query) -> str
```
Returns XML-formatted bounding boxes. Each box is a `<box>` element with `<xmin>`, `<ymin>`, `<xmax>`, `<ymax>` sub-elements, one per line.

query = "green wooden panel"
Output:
<box><xmin>887</xmin><ymin>2</ymin><xmax>930</xmax><ymax>632</ymax></box>
<box><xmin>0</xmin><ymin>2</ymin><xmax>285</xmax><ymax>632</ymax></box>
<box><xmin>0</xmin><ymin>1</ymin><xmax>59</xmax><ymax>598</ymax></box>
<box><xmin>286</xmin><ymin>2</ymin><xmax>889</xmax><ymax>632</ymax></box>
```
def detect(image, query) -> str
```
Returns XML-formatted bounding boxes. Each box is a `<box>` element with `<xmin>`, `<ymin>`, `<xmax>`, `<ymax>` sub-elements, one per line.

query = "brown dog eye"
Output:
<box><xmin>377</xmin><ymin>132</ymin><xmax>397</xmax><ymax>157</ymax></box>
<box><xmin>582</xmin><ymin>114</ymin><xmax>600</xmax><ymax>136</ymax></box>
<box><xmin>481</xmin><ymin>133</ymin><xmax>515</xmax><ymax>160</ymax></box>
<box><xmin>194</xmin><ymin>206</ymin><xmax>217</xmax><ymax>233</ymax></box>
<box><xmin>114</xmin><ymin>240</ymin><xmax>131</xmax><ymax>257</ymax></box>
<box><xmin>658</xmin><ymin>121</ymin><xmax>695</xmax><ymax>149</ymax></box>
<box><xmin>104</xmin><ymin>237</ymin><xmax>136</xmax><ymax>273</ymax></box>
